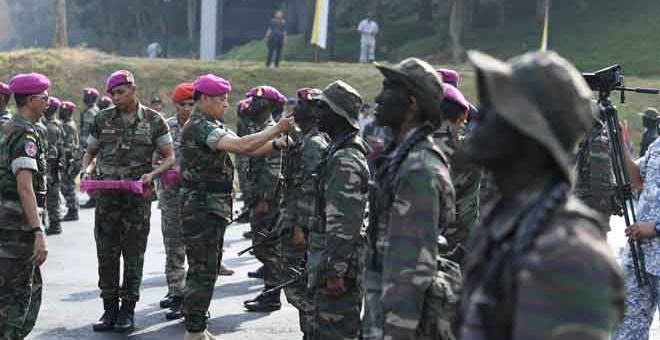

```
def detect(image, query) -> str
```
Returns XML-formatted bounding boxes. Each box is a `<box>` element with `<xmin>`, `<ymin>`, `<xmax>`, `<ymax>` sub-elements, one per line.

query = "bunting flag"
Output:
<box><xmin>311</xmin><ymin>0</ymin><xmax>330</xmax><ymax>49</ymax></box>
<box><xmin>540</xmin><ymin>0</ymin><xmax>551</xmax><ymax>52</ymax></box>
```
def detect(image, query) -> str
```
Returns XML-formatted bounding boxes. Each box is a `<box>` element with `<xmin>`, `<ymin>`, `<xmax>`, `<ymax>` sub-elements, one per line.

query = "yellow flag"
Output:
<box><xmin>311</xmin><ymin>0</ymin><xmax>330</xmax><ymax>49</ymax></box>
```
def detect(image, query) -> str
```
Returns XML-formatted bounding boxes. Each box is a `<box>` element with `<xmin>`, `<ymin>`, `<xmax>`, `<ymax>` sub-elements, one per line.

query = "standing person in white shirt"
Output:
<box><xmin>357</xmin><ymin>13</ymin><xmax>379</xmax><ymax>63</ymax></box>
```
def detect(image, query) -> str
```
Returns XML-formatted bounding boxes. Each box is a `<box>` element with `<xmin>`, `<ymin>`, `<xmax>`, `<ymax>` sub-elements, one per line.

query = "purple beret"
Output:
<box><xmin>442</xmin><ymin>83</ymin><xmax>469</xmax><ymax>113</ymax></box>
<box><xmin>61</xmin><ymin>101</ymin><xmax>77</xmax><ymax>111</ymax></box>
<box><xmin>193</xmin><ymin>74</ymin><xmax>232</xmax><ymax>96</ymax></box>
<box><xmin>437</xmin><ymin>69</ymin><xmax>460</xmax><ymax>87</ymax></box>
<box><xmin>99</xmin><ymin>96</ymin><xmax>112</xmax><ymax>105</ymax></box>
<box><xmin>105</xmin><ymin>70</ymin><xmax>135</xmax><ymax>93</ymax></box>
<box><xmin>9</xmin><ymin>73</ymin><xmax>51</xmax><ymax>95</ymax></box>
<box><xmin>0</xmin><ymin>82</ymin><xmax>11</xmax><ymax>96</ymax></box>
<box><xmin>246</xmin><ymin>86</ymin><xmax>286</xmax><ymax>104</ymax></box>
<box><xmin>84</xmin><ymin>87</ymin><xmax>100</xmax><ymax>97</ymax></box>
<box><xmin>48</xmin><ymin>97</ymin><xmax>62</xmax><ymax>109</ymax></box>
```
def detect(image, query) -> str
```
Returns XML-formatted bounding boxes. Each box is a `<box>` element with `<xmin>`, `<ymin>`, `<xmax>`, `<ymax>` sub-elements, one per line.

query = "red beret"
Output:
<box><xmin>246</xmin><ymin>85</ymin><xmax>286</xmax><ymax>104</ymax></box>
<box><xmin>61</xmin><ymin>101</ymin><xmax>77</xmax><ymax>111</ymax></box>
<box><xmin>193</xmin><ymin>74</ymin><xmax>231</xmax><ymax>96</ymax></box>
<box><xmin>105</xmin><ymin>70</ymin><xmax>135</xmax><ymax>93</ymax></box>
<box><xmin>441</xmin><ymin>84</ymin><xmax>469</xmax><ymax>113</ymax></box>
<box><xmin>9</xmin><ymin>73</ymin><xmax>51</xmax><ymax>95</ymax></box>
<box><xmin>437</xmin><ymin>69</ymin><xmax>460</xmax><ymax>87</ymax></box>
<box><xmin>0</xmin><ymin>82</ymin><xmax>10</xmax><ymax>96</ymax></box>
<box><xmin>48</xmin><ymin>97</ymin><xmax>62</xmax><ymax>109</ymax></box>
<box><xmin>171</xmin><ymin>82</ymin><xmax>194</xmax><ymax>103</ymax></box>
<box><xmin>296</xmin><ymin>88</ymin><xmax>322</xmax><ymax>101</ymax></box>
<box><xmin>84</xmin><ymin>87</ymin><xmax>100</xmax><ymax>97</ymax></box>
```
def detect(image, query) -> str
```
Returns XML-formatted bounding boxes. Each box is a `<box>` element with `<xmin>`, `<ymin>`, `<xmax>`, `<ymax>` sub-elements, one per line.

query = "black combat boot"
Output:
<box><xmin>61</xmin><ymin>208</ymin><xmax>79</xmax><ymax>221</ymax></box>
<box><xmin>160</xmin><ymin>293</ymin><xmax>176</xmax><ymax>308</ymax></box>
<box><xmin>243</xmin><ymin>287</ymin><xmax>281</xmax><ymax>312</ymax></box>
<box><xmin>242</xmin><ymin>230</ymin><xmax>253</xmax><ymax>239</ymax></box>
<box><xmin>165</xmin><ymin>296</ymin><xmax>184</xmax><ymax>320</ymax></box>
<box><xmin>114</xmin><ymin>300</ymin><xmax>136</xmax><ymax>333</ymax></box>
<box><xmin>92</xmin><ymin>299</ymin><xmax>119</xmax><ymax>332</ymax></box>
<box><xmin>247</xmin><ymin>265</ymin><xmax>264</xmax><ymax>279</ymax></box>
<box><xmin>81</xmin><ymin>197</ymin><xmax>96</xmax><ymax>209</ymax></box>
<box><xmin>45</xmin><ymin>222</ymin><xmax>62</xmax><ymax>235</ymax></box>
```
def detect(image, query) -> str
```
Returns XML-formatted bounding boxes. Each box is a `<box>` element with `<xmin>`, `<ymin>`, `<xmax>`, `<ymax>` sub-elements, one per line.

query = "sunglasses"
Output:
<box><xmin>30</xmin><ymin>93</ymin><xmax>49</xmax><ymax>101</ymax></box>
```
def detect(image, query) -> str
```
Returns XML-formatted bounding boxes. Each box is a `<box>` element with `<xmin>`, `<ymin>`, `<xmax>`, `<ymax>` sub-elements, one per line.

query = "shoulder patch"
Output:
<box><xmin>25</xmin><ymin>141</ymin><xmax>38</xmax><ymax>157</ymax></box>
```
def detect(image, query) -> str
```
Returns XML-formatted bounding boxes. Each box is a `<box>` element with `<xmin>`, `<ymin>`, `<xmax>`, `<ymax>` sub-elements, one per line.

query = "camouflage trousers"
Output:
<box><xmin>158</xmin><ymin>185</ymin><xmax>186</xmax><ymax>297</ymax></box>
<box><xmin>61</xmin><ymin>172</ymin><xmax>79</xmax><ymax>211</ymax></box>
<box><xmin>280</xmin><ymin>231</ymin><xmax>313</xmax><ymax>335</ymax></box>
<box><xmin>251</xmin><ymin>206</ymin><xmax>281</xmax><ymax>287</ymax></box>
<box><xmin>46</xmin><ymin>178</ymin><xmax>61</xmax><ymax>226</ymax></box>
<box><xmin>612</xmin><ymin>265</ymin><xmax>660</xmax><ymax>340</ymax></box>
<box><xmin>310</xmin><ymin>278</ymin><xmax>361</xmax><ymax>340</ymax></box>
<box><xmin>181</xmin><ymin>206</ymin><xmax>227</xmax><ymax>332</ymax></box>
<box><xmin>94</xmin><ymin>191</ymin><xmax>151</xmax><ymax>302</ymax></box>
<box><xmin>0</xmin><ymin>230</ymin><xmax>41</xmax><ymax>340</ymax></box>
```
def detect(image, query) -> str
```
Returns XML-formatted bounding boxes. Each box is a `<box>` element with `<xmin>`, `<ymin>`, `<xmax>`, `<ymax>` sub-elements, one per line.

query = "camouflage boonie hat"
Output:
<box><xmin>468</xmin><ymin>50</ymin><xmax>596</xmax><ymax>184</ymax></box>
<box><xmin>311</xmin><ymin>80</ymin><xmax>363</xmax><ymax>129</ymax></box>
<box><xmin>638</xmin><ymin>107</ymin><xmax>659</xmax><ymax>120</ymax></box>
<box><xmin>375</xmin><ymin>58</ymin><xmax>445</xmax><ymax>121</ymax></box>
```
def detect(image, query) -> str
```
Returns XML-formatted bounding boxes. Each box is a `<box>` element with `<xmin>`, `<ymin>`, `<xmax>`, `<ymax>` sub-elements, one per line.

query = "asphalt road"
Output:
<box><xmin>24</xmin><ymin>196</ymin><xmax>659</xmax><ymax>339</ymax></box>
<box><xmin>27</xmin><ymin>196</ymin><xmax>301</xmax><ymax>340</ymax></box>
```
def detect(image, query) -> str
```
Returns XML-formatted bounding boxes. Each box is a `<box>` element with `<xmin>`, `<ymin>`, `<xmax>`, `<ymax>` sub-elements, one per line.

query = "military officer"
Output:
<box><xmin>43</xmin><ymin>97</ymin><xmax>65</xmax><ymax>235</ymax></box>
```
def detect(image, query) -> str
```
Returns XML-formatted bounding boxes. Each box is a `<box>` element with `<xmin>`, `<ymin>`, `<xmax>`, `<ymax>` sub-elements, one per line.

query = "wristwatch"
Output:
<box><xmin>31</xmin><ymin>226</ymin><xmax>44</xmax><ymax>234</ymax></box>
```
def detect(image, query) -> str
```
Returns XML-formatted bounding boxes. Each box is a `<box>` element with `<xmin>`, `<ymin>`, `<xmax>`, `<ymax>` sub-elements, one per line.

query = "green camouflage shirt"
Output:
<box><xmin>87</xmin><ymin>103</ymin><xmax>171</xmax><ymax>180</ymax></box>
<box><xmin>247</xmin><ymin>117</ymin><xmax>281</xmax><ymax>203</ymax></box>
<box><xmin>62</xmin><ymin>118</ymin><xmax>80</xmax><ymax>158</ymax></box>
<box><xmin>79</xmin><ymin>105</ymin><xmax>99</xmax><ymax>150</ymax></box>
<box><xmin>237</xmin><ymin>115</ymin><xmax>259</xmax><ymax>204</ymax></box>
<box><xmin>45</xmin><ymin>117</ymin><xmax>65</xmax><ymax>168</ymax></box>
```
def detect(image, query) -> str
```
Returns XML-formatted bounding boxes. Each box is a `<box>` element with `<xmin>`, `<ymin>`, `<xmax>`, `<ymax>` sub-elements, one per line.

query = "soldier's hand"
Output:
<box><xmin>292</xmin><ymin>226</ymin><xmax>306</xmax><ymax>249</ymax></box>
<box><xmin>275</xmin><ymin>115</ymin><xmax>294</xmax><ymax>133</ymax></box>
<box><xmin>626</xmin><ymin>222</ymin><xmax>656</xmax><ymax>240</ymax></box>
<box><xmin>326</xmin><ymin>276</ymin><xmax>346</xmax><ymax>296</ymax></box>
<box><xmin>31</xmin><ymin>233</ymin><xmax>48</xmax><ymax>266</ymax></box>
<box><xmin>140</xmin><ymin>172</ymin><xmax>155</xmax><ymax>185</ymax></box>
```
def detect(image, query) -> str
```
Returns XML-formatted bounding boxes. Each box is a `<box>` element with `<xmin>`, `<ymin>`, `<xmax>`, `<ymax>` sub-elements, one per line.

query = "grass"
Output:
<box><xmin>0</xmin><ymin>47</ymin><xmax>658</xmax><ymax>151</ymax></box>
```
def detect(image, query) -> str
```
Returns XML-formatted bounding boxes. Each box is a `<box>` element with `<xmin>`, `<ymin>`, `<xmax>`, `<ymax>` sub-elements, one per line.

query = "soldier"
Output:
<box><xmin>242</xmin><ymin>85</ymin><xmax>288</xmax><ymax>312</ymax></box>
<box><xmin>60</xmin><ymin>101</ymin><xmax>81</xmax><ymax>222</ymax></box>
<box><xmin>79</xmin><ymin>88</ymin><xmax>101</xmax><ymax>210</ymax></box>
<box><xmin>43</xmin><ymin>97</ymin><xmax>65</xmax><ymax>235</ymax></box>
<box><xmin>0</xmin><ymin>82</ymin><xmax>11</xmax><ymax>125</ymax></box>
<box><xmin>459</xmin><ymin>51</ymin><xmax>624</xmax><ymax>339</ymax></box>
<box><xmin>638</xmin><ymin>107</ymin><xmax>659</xmax><ymax>157</ymax></box>
<box><xmin>98</xmin><ymin>95</ymin><xmax>112</xmax><ymax>111</ymax></box>
<box><xmin>157</xmin><ymin>82</ymin><xmax>194</xmax><ymax>320</ymax></box>
<box><xmin>236</xmin><ymin>97</ymin><xmax>257</xmax><ymax>230</ymax></box>
<box><xmin>362</xmin><ymin>58</ymin><xmax>460</xmax><ymax>340</ymax></box>
<box><xmin>81</xmin><ymin>70</ymin><xmax>176</xmax><ymax>333</ymax></box>
<box><xmin>306</xmin><ymin>81</ymin><xmax>370</xmax><ymax>340</ymax></box>
<box><xmin>0</xmin><ymin>73</ymin><xmax>50</xmax><ymax>339</ymax></box>
<box><xmin>277</xmin><ymin>87</ymin><xmax>329</xmax><ymax>337</ymax></box>
<box><xmin>179</xmin><ymin>74</ymin><xmax>292</xmax><ymax>340</ymax></box>
<box><xmin>433</xmin><ymin>83</ymin><xmax>481</xmax><ymax>264</ymax></box>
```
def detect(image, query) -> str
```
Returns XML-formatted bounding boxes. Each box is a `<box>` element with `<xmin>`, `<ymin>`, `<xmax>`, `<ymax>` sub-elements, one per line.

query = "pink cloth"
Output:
<box><xmin>159</xmin><ymin>169</ymin><xmax>181</xmax><ymax>187</ymax></box>
<box><xmin>106</xmin><ymin>70</ymin><xmax>135</xmax><ymax>92</ymax></box>
<box><xmin>193</xmin><ymin>74</ymin><xmax>231</xmax><ymax>96</ymax></box>
<box><xmin>246</xmin><ymin>86</ymin><xmax>286</xmax><ymax>104</ymax></box>
<box><xmin>80</xmin><ymin>179</ymin><xmax>151</xmax><ymax>197</ymax></box>
<box><xmin>9</xmin><ymin>73</ymin><xmax>50</xmax><ymax>95</ymax></box>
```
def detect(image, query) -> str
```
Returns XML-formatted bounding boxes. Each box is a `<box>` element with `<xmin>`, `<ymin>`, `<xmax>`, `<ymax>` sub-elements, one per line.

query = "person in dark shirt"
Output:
<box><xmin>264</xmin><ymin>10</ymin><xmax>287</xmax><ymax>69</ymax></box>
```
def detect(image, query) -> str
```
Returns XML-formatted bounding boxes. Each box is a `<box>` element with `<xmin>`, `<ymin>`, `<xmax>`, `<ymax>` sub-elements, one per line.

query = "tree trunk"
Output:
<box><xmin>54</xmin><ymin>0</ymin><xmax>68</xmax><ymax>47</ymax></box>
<box><xmin>188</xmin><ymin>0</ymin><xmax>198</xmax><ymax>43</ymax></box>
<box><xmin>448</xmin><ymin>0</ymin><xmax>465</xmax><ymax>63</ymax></box>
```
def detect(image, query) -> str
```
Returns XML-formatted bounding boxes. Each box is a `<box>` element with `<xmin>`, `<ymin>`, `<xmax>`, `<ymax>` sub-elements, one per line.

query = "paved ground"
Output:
<box><xmin>27</xmin><ymin>197</ymin><xmax>301</xmax><ymax>340</ymax></box>
<box><xmin>24</xmin><ymin>196</ymin><xmax>660</xmax><ymax>339</ymax></box>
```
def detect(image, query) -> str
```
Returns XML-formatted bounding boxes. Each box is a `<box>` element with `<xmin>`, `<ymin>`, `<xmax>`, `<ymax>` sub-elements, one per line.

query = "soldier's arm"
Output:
<box><xmin>324</xmin><ymin>151</ymin><xmax>368</xmax><ymax>278</ymax></box>
<box><xmin>81</xmin><ymin>114</ymin><xmax>101</xmax><ymax>175</ymax></box>
<box><xmin>513</xmin><ymin>223</ymin><xmax>624</xmax><ymax>339</ymax></box>
<box><xmin>294</xmin><ymin>137</ymin><xmax>326</xmax><ymax>230</ymax></box>
<box><xmin>146</xmin><ymin>116</ymin><xmax>175</xmax><ymax>180</ymax></box>
<box><xmin>216</xmin><ymin>116</ymin><xmax>292</xmax><ymax>155</ymax></box>
<box><xmin>381</xmin><ymin>167</ymin><xmax>448</xmax><ymax>339</ymax></box>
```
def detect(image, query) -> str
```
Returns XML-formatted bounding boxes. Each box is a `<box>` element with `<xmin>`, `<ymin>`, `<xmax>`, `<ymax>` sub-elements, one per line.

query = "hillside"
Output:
<box><xmin>0</xmin><ymin>48</ymin><xmax>659</xmax><ymax>148</ymax></box>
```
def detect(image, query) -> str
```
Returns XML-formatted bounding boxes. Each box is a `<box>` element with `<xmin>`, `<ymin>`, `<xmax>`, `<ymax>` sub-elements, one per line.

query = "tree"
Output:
<box><xmin>54</xmin><ymin>0</ymin><xmax>68</xmax><ymax>47</ymax></box>
<box><xmin>448</xmin><ymin>0</ymin><xmax>465</xmax><ymax>63</ymax></box>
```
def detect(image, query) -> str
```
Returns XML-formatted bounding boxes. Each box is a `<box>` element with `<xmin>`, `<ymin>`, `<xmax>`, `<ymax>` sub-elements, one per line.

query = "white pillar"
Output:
<box><xmin>200</xmin><ymin>0</ymin><xmax>217</xmax><ymax>60</ymax></box>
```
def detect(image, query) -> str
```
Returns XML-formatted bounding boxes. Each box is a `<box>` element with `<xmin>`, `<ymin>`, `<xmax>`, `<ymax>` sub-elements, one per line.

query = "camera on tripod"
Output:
<box><xmin>583</xmin><ymin>65</ymin><xmax>623</xmax><ymax>93</ymax></box>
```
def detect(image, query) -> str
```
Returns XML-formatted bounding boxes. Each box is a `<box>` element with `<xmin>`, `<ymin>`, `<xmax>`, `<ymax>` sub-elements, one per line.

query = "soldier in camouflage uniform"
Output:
<box><xmin>79</xmin><ymin>89</ymin><xmax>101</xmax><ymax>210</ymax></box>
<box><xmin>0</xmin><ymin>82</ymin><xmax>11</xmax><ymax>125</ymax></box>
<box><xmin>276</xmin><ymin>87</ymin><xmax>329</xmax><ymax>337</ymax></box>
<box><xmin>82</xmin><ymin>70</ymin><xmax>176</xmax><ymax>333</ymax></box>
<box><xmin>306</xmin><ymin>81</ymin><xmax>370</xmax><ymax>340</ymax></box>
<box><xmin>179</xmin><ymin>74</ymin><xmax>292</xmax><ymax>340</ymax></box>
<box><xmin>0</xmin><ymin>73</ymin><xmax>50</xmax><ymax>339</ymax></box>
<box><xmin>59</xmin><ymin>101</ymin><xmax>81</xmax><ymax>222</ymax></box>
<box><xmin>43</xmin><ymin>97</ymin><xmax>65</xmax><ymax>235</ymax></box>
<box><xmin>236</xmin><ymin>97</ymin><xmax>257</xmax><ymax>229</ymax></box>
<box><xmin>242</xmin><ymin>85</ymin><xmax>288</xmax><ymax>312</ymax></box>
<box><xmin>459</xmin><ymin>51</ymin><xmax>624</xmax><ymax>339</ymax></box>
<box><xmin>156</xmin><ymin>82</ymin><xmax>194</xmax><ymax>320</ymax></box>
<box><xmin>362</xmin><ymin>58</ymin><xmax>461</xmax><ymax>340</ymax></box>
<box><xmin>638</xmin><ymin>107</ymin><xmax>659</xmax><ymax>157</ymax></box>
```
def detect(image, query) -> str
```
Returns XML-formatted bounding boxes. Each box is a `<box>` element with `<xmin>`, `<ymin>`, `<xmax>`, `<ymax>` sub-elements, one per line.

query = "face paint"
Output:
<box><xmin>466</xmin><ymin>105</ymin><xmax>524</xmax><ymax>170</ymax></box>
<box><xmin>374</xmin><ymin>80</ymin><xmax>410</xmax><ymax>128</ymax></box>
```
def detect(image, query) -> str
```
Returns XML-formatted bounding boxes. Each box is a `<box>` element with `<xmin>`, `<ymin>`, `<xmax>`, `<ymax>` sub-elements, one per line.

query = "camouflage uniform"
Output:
<box><xmin>277</xmin><ymin>126</ymin><xmax>329</xmax><ymax>335</ymax></box>
<box><xmin>0</xmin><ymin>110</ymin><xmax>11</xmax><ymax>126</ymax></box>
<box><xmin>79</xmin><ymin>104</ymin><xmax>99</xmax><ymax>151</ymax></box>
<box><xmin>179</xmin><ymin>107</ymin><xmax>235</xmax><ymax>332</ymax></box>
<box><xmin>87</xmin><ymin>104</ymin><xmax>171</xmax><ymax>304</ymax></box>
<box><xmin>247</xmin><ymin>117</ymin><xmax>282</xmax><ymax>289</ymax></box>
<box><xmin>460</xmin><ymin>51</ymin><xmax>624</xmax><ymax>340</ymax></box>
<box><xmin>61</xmin><ymin>115</ymin><xmax>81</xmax><ymax>216</ymax></box>
<box><xmin>44</xmin><ymin>116</ymin><xmax>65</xmax><ymax>230</ymax></box>
<box><xmin>0</xmin><ymin>114</ymin><xmax>47</xmax><ymax>339</ymax></box>
<box><xmin>33</xmin><ymin>120</ymin><xmax>49</xmax><ymax>230</ymax></box>
<box><xmin>236</xmin><ymin>103</ymin><xmax>258</xmax><ymax>206</ymax></box>
<box><xmin>158</xmin><ymin>116</ymin><xmax>186</xmax><ymax>299</ymax></box>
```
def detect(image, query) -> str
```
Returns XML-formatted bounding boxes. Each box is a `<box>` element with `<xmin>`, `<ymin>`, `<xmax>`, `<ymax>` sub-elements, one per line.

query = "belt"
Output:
<box><xmin>1</xmin><ymin>192</ymin><xmax>46</xmax><ymax>208</ymax></box>
<box><xmin>182</xmin><ymin>180</ymin><xmax>232</xmax><ymax>194</ymax></box>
